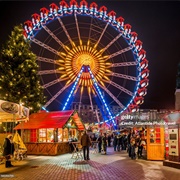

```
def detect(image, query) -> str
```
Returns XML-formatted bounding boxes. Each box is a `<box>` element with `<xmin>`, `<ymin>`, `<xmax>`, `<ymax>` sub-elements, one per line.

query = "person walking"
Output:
<box><xmin>97</xmin><ymin>133</ymin><xmax>102</xmax><ymax>153</ymax></box>
<box><xmin>113</xmin><ymin>134</ymin><xmax>118</xmax><ymax>151</ymax></box>
<box><xmin>107</xmin><ymin>134</ymin><xmax>111</xmax><ymax>147</ymax></box>
<box><xmin>3</xmin><ymin>134</ymin><xmax>15</xmax><ymax>168</ymax></box>
<box><xmin>81</xmin><ymin>130</ymin><xmax>92</xmax><ymax>160</ymax></box>
<box><xmin>102</xmin><ymin>133</ymin><xmax>108</xmax><ymax>154</ymax></box>
<box><xmin>117</xmin><ymin>134</ymin><xmax>122</xmax><ymax>151</ymax></box>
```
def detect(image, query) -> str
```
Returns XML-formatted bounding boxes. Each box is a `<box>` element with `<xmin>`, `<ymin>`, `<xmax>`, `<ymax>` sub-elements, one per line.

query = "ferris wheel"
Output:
<box><xmin>23</xmin><ymin>0</ymin><xmax>149</xmax><ymax>126</ymax></box>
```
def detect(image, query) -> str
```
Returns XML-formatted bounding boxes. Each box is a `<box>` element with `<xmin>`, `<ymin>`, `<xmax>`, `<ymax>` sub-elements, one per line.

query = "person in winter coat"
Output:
<box><xmin>97</xmin><ymin>134</ymin><xmax>102</xmax><ymax>153</ymax></box>
<box><xmin>113</xmin><ymin>134</ymin><xmax>118</xmax><ymax>151</ymax></box>
<box><xmin>3</xmin><ymin>134</ymin><xmax>15</xmax><ymax>168</ymax></box>
<box><xmin>81</xmin><ymin>131</ymin><xmax>92</xmax><ymax>160</ymax></box>
<box><xmin>102</xmin><ymin>133</ymin><xmax>108</xmax><ymax>154</ymax></box>
<box><xmin>117</xmin><ymin>134</ymin><xmax>122</xmax><ymax>151</ymax></box>
<box><xmin>107</xmin><ymin>134</ymin><xmax>111</xmax><ymax>147</ymax></box>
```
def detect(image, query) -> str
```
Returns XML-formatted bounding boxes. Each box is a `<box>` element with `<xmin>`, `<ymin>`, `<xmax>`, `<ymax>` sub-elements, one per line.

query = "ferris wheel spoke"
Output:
<box><xmin>111</xmin><ymin>61</ymin><xmax>137</xmax><ymax>67</ymax></box>
<box><xmin>110</xmin><ymin>72</ymin><xmax>138</xmax><ymax>81</ymax></box>
<box><xmin>62</xmin><ymin>67</ymin><xmax>84</xmax><ymax>110</ymax></box>
<box><xmin>31</xmin><ymin>38</ymin><xmax>60</xmax><ymax>56</ymax></box>
<box><xmin>74</xmin><ymin>13</ymin><xmax>81</xmax><ymax>45</ymax></box>
<box><xmin>43</xmin><ymin>79</ymin><xmax>65</xmax><ymax>88</ymax></box>
<box><xmin>88</xmin><ymin>17</ymin><xmax>93</xmax><ymax>41</ymax></box>
<box><xmin>43</xmin><ymin>82</ymin><xmax>73</xmax><ymax>108</ymax></box>
<box><xmin>37</xmin><ymin>56</ymin><xmax>61</xmax><ymax>65</ymax></box>
<box><xmin>42</xmin><ymin>25</ymin><xmax>69</xmax><ymax>52</ymax></box>
<box><xmin>94</xmin><ymin>23</ymin><xmax>109</xmax><ymax>48</ymax></box>
<box><xmin>38</xmin><ymin>70</ymin><xmax>61</xmax><ymax>75</ymax></box>
<box><xmin>93</xmin><ymin>87</ymin><xmax>109</xmax><ymax>116</ymax></box>
<box><xmin>88</xmin><ymin>92</ymin><xmax>94</xmax><ymax>111</ymax></box>
<box><xmin>99</xmin><ymin>84</ymin><xmax>125</xmax><ymax>109</ymax></box>
<box><xmin>108</xmin><ymin>80</ymin><xmax>134</xmax><ymax>96</ymax></box>
<box><xmin>57</xmin><ymin>18</ymin><xmax>75</xmax><ymax>47</ymax></box>
<box><xmin>78</xmin><ymin>92</ymin><xmax>82</xmax><ymax>113</ymax></box>
<box><xmin>88</xmin><ymin>67</ymin><xmax>115</xmax><ymax>124</ymax></box>
<box><xmin>102</xmin><ymin>31</ymin><xmax>122</xmax><ymax>52</ymax></box>
<box><xmin>108</xmin><ymin>46</ymin><xmax>132</xmax><ymax>59</ymax></box>
<box><xmin>88</xmin><ymin>17</ymin><xmax>105</xmax><ymax>43</ymax></box>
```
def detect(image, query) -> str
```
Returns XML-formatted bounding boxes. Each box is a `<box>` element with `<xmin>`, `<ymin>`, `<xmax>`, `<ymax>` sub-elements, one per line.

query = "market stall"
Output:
<box><xmin>163</xmin><ymin>111</ymin><xmax>180</xmax><ymax>162</ymax></box>
<box><xmin>0</xmin><ymin>100</ymin><xmax>29</xmax><ymax>164</ymax></box>
<box><xmin>0</xmin><ymin>100</ymin><xmax>29</xmax><ymax>145</ymax></box>
<box><xmin>14</xmin><ymin>110</ymin><xmax>85</xmax><ymax>155</ymax></box>
<box><xmin>118</xmin><ymin>110</ymin><xmax>169</xmax><ymax>160</ymax></box>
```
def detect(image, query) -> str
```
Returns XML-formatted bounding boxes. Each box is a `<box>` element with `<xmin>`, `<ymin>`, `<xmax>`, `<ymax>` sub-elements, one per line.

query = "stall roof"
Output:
<box><xmin>14</xmin><ymin>110</ymin><xmax>85</xmax><ymax>131</ymax></box>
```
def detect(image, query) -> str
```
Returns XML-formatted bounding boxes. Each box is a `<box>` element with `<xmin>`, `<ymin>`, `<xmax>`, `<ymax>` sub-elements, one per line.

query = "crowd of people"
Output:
<box><xmin>83</xmin><ymin>128</ymin><xmax>146</xmax><ymax>160</ymax></box>
<box><xmin>2</xmin><ymin>129</ymin><xmax>146</xmax><ymax>167</ymax></box>
<box><xmin>127</xmin><ymin>129</ymin><xmax>146</xmax><ymax>159</ymax></box>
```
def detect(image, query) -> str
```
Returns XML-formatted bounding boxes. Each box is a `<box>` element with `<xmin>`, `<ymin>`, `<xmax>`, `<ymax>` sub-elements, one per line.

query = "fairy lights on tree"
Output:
<box><xmin>0</xmin><ymin>24</ymin><xmax>46</xmax><ymax>113</ymax></box>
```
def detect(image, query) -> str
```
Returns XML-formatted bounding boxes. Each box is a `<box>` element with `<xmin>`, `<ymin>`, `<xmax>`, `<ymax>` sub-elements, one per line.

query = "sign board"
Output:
<box><xmin>0</xmin><ymin>100</ymin><xmax>29</xmax><ymax>122</ymax></box>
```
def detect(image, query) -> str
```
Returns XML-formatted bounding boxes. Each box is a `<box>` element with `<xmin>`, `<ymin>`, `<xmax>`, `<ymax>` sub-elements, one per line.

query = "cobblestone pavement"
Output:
<box><xmin>0</xmin><ymin>147</ymin><xmax>180</xmax><ymax>180</ymax></box>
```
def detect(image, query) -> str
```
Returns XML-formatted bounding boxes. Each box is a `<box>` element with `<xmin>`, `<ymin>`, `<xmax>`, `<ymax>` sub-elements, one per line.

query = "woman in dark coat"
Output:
<box><xmin>113</xmin><ymin>134</ymin><xmax>118</xmax><ymax>151</ymax></box>
<box><xmin>3</xmin><ymin>134</ymin><xmax>15</xmax><ymax>168</ymax></box>
<box><xmin>102</xmin><ymin>133</ymin><xmax>108</xmax><ymax>154</ymax></box>
<box><xmin>97</xmin><ymin>134</ymin><xmax>102</xmax><ymax>153</ymax></box>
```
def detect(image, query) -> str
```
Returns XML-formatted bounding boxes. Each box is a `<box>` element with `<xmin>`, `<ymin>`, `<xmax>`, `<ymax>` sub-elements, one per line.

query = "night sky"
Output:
<box><xmin>0</xmin><ymin>0</ymin><xmax>180</xmax><ymax>111</ymax></box>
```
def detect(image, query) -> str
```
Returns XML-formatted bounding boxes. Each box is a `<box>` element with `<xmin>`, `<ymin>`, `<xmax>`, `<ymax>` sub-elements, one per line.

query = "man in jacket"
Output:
<box><xmin>81</xmin><ymin>131</ymin><xmax>92</xmax><ymax>160</ymax></box>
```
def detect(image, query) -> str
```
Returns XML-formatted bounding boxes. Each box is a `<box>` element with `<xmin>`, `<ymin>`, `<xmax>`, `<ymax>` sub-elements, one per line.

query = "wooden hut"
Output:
<box><xmin>14</xmin><ymin>110</ymin><xmax>85</xmax><ymax>155</ymax></box>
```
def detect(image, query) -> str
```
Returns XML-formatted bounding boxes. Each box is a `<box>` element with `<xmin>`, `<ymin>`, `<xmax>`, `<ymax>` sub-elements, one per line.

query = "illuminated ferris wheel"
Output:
<box><xmin>23</xmin><ymin>0</ymin><xmax>149</xmax><ymax>126</ymax></box>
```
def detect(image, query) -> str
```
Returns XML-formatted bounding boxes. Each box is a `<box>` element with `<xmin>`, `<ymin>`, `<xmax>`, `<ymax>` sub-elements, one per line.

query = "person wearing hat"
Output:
<box><xmin>3</xmin><ymin>134</ymin><xmax>15</xmax><ymax>168</ymax></box>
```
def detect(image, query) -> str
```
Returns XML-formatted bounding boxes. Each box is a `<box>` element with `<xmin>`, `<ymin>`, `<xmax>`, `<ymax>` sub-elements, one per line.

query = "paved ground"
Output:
<box><xmin>0</xmin><ymin>147</ymin><xmax>180</xmax><ymax>180</ymax></box>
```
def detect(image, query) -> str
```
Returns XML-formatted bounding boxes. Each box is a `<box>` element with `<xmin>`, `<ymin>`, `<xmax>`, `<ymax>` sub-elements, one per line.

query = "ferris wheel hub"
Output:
<box><xmin>76</xmin><ymin>53</ymin><xmax>95</xmax><ymax>67</ymax></box>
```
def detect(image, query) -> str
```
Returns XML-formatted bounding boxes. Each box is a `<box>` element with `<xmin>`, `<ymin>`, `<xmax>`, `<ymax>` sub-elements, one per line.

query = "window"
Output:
<box><xmin>63</xmin><ymin>128</ymin><xmax>68</xmax><ymax>142</ymax></box>
<box><xmin>23</xmin><ymin>130</ymin><xmax>30</xmax><ymax>143</ymax></box>
<box><xmin>58</xmin><ymin>128</ymin><xmax>63</xmax><ymax>142</ymax></box>
<box><xmin>38</xmin><ymin>128</ymin><xmax>54</xmax><ymax>142</ymax></box>
<box><xmin>149</xmin><ymin>126</ymin><xmax>161</xmax><ymax>143</ymax></box>
<box><xmin>47</xmin><ymin>128</ymin><xmax>54</xmax><ymax>142</ymax></box>
<box><xmin>69</xmin><ymin>129</ymin><xmax>77</xmax><ymax>139</ymax></box>
<box><xmin>39</xmin><ymin>129</ymin><xmax>47</xmax><ymax>142</ymax></box>
<box><xmin>23</xmin><ymin>129</ymin><xmax>37</xmax><ymax>143</ymax></box>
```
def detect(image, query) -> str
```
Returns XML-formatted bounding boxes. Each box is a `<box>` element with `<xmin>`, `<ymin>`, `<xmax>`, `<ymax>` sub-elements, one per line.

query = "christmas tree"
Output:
<box><xmin>0</xmin><ymin>24</ymin><xmax>46</xmax><ymax>113</ymax></box>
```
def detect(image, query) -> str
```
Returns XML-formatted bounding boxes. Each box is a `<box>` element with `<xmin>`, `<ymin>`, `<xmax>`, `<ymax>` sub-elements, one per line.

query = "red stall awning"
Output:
<box><xmin>14</xmin><ymin>110</ymin><xmax>85</xmax><ymax>131</ymax></box>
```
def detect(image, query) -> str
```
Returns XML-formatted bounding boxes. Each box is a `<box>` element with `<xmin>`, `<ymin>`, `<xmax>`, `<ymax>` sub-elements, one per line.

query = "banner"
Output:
<box><xmin>0</xmin><ymin>100</ymin><xmax>29</xmax><ymax>122</ymax></box>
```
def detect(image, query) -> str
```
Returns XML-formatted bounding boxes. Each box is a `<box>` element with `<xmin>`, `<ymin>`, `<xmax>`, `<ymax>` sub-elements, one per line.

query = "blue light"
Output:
<box><xmin>62</xmin><ymin>66</ymin><xmax>84</xmax><ymax>110</ymax></box>
<box><xmin>87</xmin><ymin>66</ymin><xmax>116</xmax><ymax>128</ymax></box>
<box><xmin>42</xmin><ymin>106</ymin><xmax>49</xmax><ymax>112</ymax></box>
